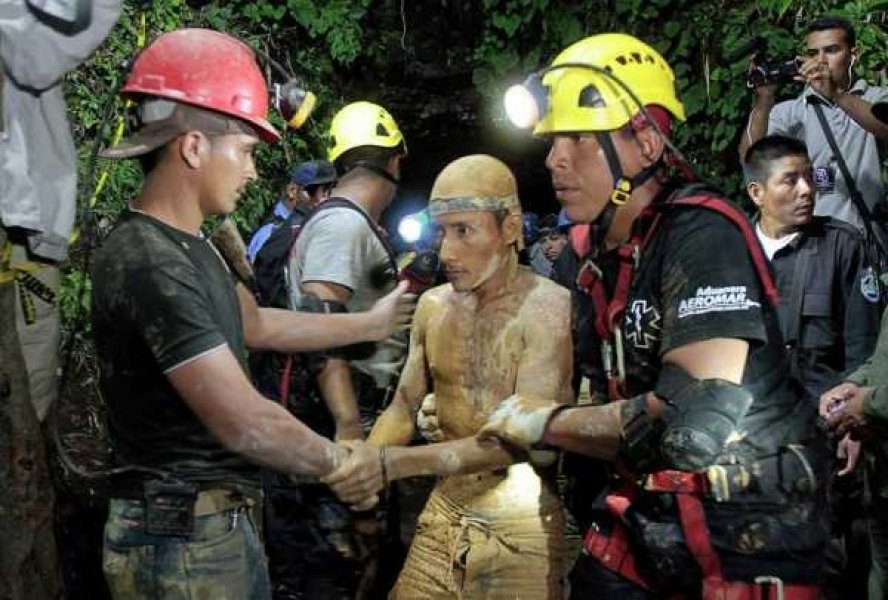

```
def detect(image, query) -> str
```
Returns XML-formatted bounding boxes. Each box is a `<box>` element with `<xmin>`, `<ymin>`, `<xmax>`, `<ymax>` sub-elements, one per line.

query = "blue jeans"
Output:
<box><xmin>103</xmin><ymin>498</ymin><xmax>271</xmax><ymax>599</ymax></box>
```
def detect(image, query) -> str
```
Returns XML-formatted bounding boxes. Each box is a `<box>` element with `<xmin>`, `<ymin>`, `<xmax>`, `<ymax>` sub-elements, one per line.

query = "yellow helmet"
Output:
<box><xmin>534</xmin><ymin>33</ymin><xmax>685</xmax><ymax>135</ymax></box>
<box><xmin>327</xmin><ymin>101</ymin><xmax>405</xmax><ymax>162</ymax></box>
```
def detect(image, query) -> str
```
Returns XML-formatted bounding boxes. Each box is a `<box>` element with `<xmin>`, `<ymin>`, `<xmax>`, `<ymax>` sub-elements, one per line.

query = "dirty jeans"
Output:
<box><xmin>103</xmin><ymin>498</ymin><xmax>271</xmax><ymax>599</ymax></box>
<box><xmin>390</xmin><ymin>484</ymin><xmax>566</xmax><ymax>599</ymax></box>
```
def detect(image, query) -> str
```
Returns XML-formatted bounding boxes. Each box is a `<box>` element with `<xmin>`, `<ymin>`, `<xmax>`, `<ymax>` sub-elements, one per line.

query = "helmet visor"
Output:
<box><xmin>101</xmin><ymin>100</ymin><xmax>261</xmax><ymax>159</ymax></box>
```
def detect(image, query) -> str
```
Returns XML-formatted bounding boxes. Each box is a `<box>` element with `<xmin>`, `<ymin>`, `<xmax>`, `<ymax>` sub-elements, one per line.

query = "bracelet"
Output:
<box><xmin>379</xmin><ymin>446</ymin><xmax>389</xmax><ymax>488</ymax></box>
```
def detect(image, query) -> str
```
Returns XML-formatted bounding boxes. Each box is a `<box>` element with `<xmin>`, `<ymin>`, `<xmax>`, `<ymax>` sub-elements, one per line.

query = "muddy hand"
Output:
<box><xmin>322</xmin><ymin>439</ymin><xmax>384</xmax><ymax>508</ymax></box>
<box><xmin>417</xmin><ymin>393</ymin><xmax>445</xmax><ymax>442</ymax></box>
<box><xmin>478</xmin><ymin>395</ymin><xmax>557</xmax><ymax>452</ymax></box>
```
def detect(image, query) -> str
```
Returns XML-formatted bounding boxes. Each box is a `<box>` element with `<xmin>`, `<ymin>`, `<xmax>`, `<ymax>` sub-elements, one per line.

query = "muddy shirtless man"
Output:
<box><xmin>324</xmin><ymin>154</ymin><xmax>573</xmax><ymax>599</ymax></box>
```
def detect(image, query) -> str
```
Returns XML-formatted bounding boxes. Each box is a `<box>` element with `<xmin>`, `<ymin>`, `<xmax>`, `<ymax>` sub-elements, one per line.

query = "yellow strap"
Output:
<box><xmin>0</xmin><ymin>240</ymin><xmax>12</xmax><ymax>283</ymax></box>
<box><xmin>72</xmin><ymin>10</ymin><xmax>150</xmax><ymax>245</ymax></box>
<box><xmin>17</xmin><ymin>280</ymin><xmax>36</xmax><ymax>324</ymax></box>
<box><xmin>0</xmin><ymin>263</ymin><xmax>44</xmax><ymax>282</ymax></box>
<box><xmin>10</xmin><ymin>260</ymin><xmax>43</xmax><ymax>273</ymax></box>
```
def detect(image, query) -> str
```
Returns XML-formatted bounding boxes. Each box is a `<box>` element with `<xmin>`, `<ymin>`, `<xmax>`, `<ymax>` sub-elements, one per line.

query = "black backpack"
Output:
<box><xmin>249</xmin><ymin>198</ymin><xmax>397</xmax><ymax>409</ymax></box>
<box><xmin>251</xmin><ymin>205</ymin><xmax>309</xmax><ymax>309</ymax></box>
<box><xmin>251</xmin><ymin>198</ymin><xmax>397</xmax><ymax>309</ymax></box>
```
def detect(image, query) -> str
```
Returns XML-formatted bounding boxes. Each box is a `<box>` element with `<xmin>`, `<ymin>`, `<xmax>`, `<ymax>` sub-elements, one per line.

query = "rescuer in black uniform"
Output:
<box><xmin>482</xmin><ymin>32</ymin><xmax>828</xmax><ymax>599</ymax></box>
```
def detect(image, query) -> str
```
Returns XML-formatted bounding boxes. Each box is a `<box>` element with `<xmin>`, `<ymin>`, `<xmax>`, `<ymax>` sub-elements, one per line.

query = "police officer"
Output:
<box><xmin>746</xmin><ymin>134</ymin><xmax>879</xmax><ymax>600</ymax></box>
<box><xmin>483</xmin><ymin>33</ymin><xmax>827</xmax><ymax>598</ymax></box>
<box><xmin>745</xmin><ymin>134</ymin><xmax>880</xmax><ymax>399</ymax></box>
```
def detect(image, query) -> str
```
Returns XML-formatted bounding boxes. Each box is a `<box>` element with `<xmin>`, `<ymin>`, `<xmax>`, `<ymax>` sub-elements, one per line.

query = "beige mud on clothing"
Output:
<box><xmin>390</xmin><ymin>463</ymin><xmax>566</xmax><ymax>600</ymax></box>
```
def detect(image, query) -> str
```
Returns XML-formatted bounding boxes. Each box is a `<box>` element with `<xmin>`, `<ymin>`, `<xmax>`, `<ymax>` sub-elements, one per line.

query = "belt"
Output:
<box><xmin>642</xmin><ymin>445</ymin><xmax>818</xmax><ymax>503</ymax></box>
<box><xmin>701</xmin><ymin>577</ymin><xmax>820</xmax><ymax>600</ymax></box>
<box><xmin>111</xmin><ymin>488</ymin><xmax>257</xmax><ymax>517</ymax></box>
<box><xmin>193</xmin><ymin>489</ymin><xmax>256</xmax><ymax>516</ymax></box>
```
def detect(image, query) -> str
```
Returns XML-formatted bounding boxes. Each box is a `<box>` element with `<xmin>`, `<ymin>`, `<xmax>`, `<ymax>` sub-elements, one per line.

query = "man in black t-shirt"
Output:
<box><xmin>91</xmin><ymin>29</ymin><xmax>411</xmax><ymax>600</ymax></box>
<box><xmin>483</xmin><ymin>33</ymin><xmax>827</xmax><ymax>598</ymax></box>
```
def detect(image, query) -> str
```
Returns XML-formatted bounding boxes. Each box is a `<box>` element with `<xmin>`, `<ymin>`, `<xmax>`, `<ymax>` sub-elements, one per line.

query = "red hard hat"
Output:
<box><xmin>121</xmin><ymin>28</ymin><xmax>280</xmax><ymax>142</ymax></box>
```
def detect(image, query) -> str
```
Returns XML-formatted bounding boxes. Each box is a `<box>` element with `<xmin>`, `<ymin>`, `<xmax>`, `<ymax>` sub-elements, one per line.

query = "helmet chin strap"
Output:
<box><xmin>596</xmin><ymin>131</ymin><xmax>661</xmax><ymax>207</ymax></box>
<box><xmin>584</xmin><ymin>130</ymin><xmax>663</xmax><ymax>249</ymax></box>
<box><xmin>350</xmin><ymin>160</ymin><xmax>400</xmax><ymax>185</ymax></box>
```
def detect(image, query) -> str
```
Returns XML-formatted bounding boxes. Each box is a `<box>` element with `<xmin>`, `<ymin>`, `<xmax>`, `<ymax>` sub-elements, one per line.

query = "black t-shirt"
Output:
<box><xmin>92</xmin><ymin>210</ymin><xmax>259</xmax><ymax>494</ymax></box>
<box><xmin>577</xmin><ymin>196</ymin><xmax>826</xmax><ymax>581</ymax></box>
<box><xmin>619</xmin><ymin>206</ymin><xmax>817</xmax><ymax>462</ymax></box>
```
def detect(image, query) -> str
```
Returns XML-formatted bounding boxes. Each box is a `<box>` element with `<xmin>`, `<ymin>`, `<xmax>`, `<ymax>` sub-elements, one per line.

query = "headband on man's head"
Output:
<box><xmin>427</xmin><ymin>194</ymin><xmax>521</xmax><ymax>217</ymax></box>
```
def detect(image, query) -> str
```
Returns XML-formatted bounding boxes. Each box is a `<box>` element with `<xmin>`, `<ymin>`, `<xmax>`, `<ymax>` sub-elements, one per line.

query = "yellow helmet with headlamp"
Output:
<box><xmin>505</xmin><ymin>33</ymin><xmax>685</xmax><ymax>134</ymax></box>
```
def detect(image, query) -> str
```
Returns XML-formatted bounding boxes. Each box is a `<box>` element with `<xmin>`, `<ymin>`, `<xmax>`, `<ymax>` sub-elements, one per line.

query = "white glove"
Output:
<box><xmin>479</xmin><ymin>394</ymin><xmax>559</xmax><ymax>452</ymax></box>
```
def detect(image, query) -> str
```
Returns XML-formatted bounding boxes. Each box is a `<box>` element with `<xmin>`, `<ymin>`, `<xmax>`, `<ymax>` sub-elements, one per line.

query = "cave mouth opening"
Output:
<box><xmin>384</xmin><ymin>114</ymin><xmax>561</xmax><ymax>242</ymax></box>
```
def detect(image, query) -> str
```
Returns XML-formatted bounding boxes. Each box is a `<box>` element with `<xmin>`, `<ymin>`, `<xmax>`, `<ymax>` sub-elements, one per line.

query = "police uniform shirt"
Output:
<box><xmin>761</xmin><ymin>216</ymin><xmax>881</xmax><ymax>398</ymax></box>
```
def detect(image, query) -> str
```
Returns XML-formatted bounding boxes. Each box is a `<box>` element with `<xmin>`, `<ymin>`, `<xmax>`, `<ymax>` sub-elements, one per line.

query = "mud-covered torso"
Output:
<box><xmin>422</xmin><ymin>270</ymin><xmax>567</xmax><ymax>513</ymax></box>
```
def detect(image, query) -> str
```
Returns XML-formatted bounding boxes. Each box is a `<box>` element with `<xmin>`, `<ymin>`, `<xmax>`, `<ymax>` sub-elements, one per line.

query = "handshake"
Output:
<box><xmin>320</xmin><ymin>394</ymin><xmax>448</xmax><ymax>510</ymax></box>
<box><xmin>323</xmin><ymin>439</ymin><xmax>388</xmax><ymax>512</ymax></box>
<box><xmin>321</xmin><ymin>393</ymin><xmax>565</xmax><ymax>510</ymax></box>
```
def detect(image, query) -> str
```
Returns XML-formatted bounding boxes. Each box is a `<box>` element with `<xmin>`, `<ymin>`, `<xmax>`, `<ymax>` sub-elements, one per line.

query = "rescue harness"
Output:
<box><xmin>576</xmin><ymin>186</ymin><xmax>818</xmax><ymax>600</ymax></box>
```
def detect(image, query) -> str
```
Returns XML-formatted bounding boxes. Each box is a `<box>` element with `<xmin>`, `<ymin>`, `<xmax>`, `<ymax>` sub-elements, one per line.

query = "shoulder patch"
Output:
<box><xmin>860</xmin><ymin>266</ymin><xmax>881</xmax><ymax>304</ymax></box>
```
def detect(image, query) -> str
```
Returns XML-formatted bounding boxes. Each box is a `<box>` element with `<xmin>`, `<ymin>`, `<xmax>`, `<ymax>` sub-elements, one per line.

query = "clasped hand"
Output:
<box><xmin>322</xmin><ymin>439</ymin><xmax>386</xmax><ymax>511</ymax></box>
<box><xmin>819</xmin><ymin>381</ymin><xmax>871</xmax><ymax>439</ymax></box>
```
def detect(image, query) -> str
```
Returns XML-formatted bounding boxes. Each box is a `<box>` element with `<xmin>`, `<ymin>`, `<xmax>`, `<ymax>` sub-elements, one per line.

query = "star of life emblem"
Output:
<box><xmin>625</xmin><ymin>299</ymin><xmax>661</xmax><ymax>350</ymax></box>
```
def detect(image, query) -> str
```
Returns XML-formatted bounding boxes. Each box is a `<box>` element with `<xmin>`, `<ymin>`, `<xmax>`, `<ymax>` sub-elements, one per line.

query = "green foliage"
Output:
<box><xmin>57</xmin><ymin>270</ymin><xmax>92</xmax><ymax>333</ymax></box>
<box><xmin>62</xmin><ymin>0</ymin><xmax>888</xmax><ymax>341</ymax></box>
<box><xmin>472</xmin><ymin>0</ymin><xmax>888</xmax><ymax>203</ymax></box>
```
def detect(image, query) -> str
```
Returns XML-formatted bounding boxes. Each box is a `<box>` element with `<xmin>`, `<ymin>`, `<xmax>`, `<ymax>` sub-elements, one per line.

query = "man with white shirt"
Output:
<box><xmin>738</xmin><ymin>16</ymin><xmax>888</xmax><ymax>235</ymax></box>
<box><xmin>744</xmin><ymin>134</ymin><xmax>879</xmax><ymax>399</ymax></box>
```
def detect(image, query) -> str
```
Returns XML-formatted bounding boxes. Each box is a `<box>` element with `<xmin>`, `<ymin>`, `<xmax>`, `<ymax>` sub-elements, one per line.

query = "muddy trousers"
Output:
<box><xmin>103</xmin><ymin>498</ymin><xmax>270</xmax><ymax>600</ymax></box>
<box><xmin>390</xmin><ymin>487</ymin><xmax>566</xmax><ymax>599</ymax></box>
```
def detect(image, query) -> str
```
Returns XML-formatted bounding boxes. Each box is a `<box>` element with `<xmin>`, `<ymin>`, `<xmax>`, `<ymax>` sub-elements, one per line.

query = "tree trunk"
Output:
<box><xmin>0</xmin><ymin>227</ymin><xmax>59</xmax><ymax>600</ymax></box>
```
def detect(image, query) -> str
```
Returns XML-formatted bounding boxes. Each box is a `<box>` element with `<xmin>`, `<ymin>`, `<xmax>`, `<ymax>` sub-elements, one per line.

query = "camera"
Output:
<box><xmin>748</xmin><ymin>57</ymin><xmax>802</xmax><ymax>87</ymax></box>
<box><xmin>727</xmin><ymin>36</ymin><xmax>801</xmax><ymax>88</ymax></box>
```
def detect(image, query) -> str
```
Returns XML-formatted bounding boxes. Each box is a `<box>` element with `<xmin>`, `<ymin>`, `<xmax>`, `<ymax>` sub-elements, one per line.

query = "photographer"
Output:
<box><xmin>738</xmin><ymin>16</ymin><xmax>888</xmax><ymax>235</ymax></box>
